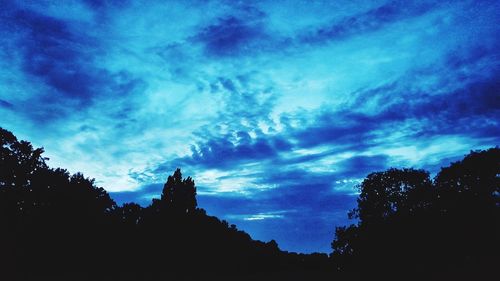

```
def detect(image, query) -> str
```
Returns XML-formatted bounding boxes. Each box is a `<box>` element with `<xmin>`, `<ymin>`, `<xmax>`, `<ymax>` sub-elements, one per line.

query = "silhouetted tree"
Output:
<box><xmin>331</xmin><ymin>148</ymin><xmax>500</xmax><ymax>280</ymax></box>
<box><xmin>0</xmin><ymin>128</ymin><xmax>118</xmax><ymax>280</ymax></box>
<box><xmin>352</xmin><ymin>168</ymin><xmax>433</xmax><ymax>224</ymax></box>
<box><xmin>160</xmin><ymin>168</ymin><xmax>197</xmax><ymax>214</ymax></box>
<box><xmin>118</xmin><ymin>202</ymin><xmax>143</xmax><ymax>226</ymax></box>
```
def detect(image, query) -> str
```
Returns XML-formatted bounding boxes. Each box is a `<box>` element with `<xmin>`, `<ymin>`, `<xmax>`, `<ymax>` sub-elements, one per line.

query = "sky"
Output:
<box><xmin>0</xmin><ymin>0</ymin><xmax>499</xmax><ymax>253</ymax></box>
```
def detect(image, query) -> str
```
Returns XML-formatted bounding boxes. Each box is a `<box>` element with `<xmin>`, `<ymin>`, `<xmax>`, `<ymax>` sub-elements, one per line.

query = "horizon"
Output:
<box><xmin>1</xmin><ymin>0</ymin><xmax>499</xmax><ymax>253</ymax></box>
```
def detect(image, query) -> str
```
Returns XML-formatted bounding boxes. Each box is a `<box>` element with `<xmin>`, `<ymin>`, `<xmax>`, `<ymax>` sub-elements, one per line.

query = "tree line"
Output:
<box><xmin>0</xmin><ymin>127</ymin><xmax>498</xmax><ymax>280</ymax></box>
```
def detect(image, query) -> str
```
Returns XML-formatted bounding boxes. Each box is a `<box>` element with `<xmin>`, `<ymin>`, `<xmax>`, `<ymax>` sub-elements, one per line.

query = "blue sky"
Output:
<box><xmin>0</xmin><ymin>0</ymin><xmax>499</xmax><ymax>253</ymax></box>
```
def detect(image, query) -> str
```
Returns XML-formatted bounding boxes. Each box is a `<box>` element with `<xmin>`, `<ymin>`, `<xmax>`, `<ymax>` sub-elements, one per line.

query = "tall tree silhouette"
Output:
<box><xmin>160</xmin><ymin>168</ymin><xmax>197</xmax><ymax>214</ymax></box>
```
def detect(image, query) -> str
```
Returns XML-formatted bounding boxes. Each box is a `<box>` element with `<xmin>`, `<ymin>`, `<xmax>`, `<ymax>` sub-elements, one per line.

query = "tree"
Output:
<box><xmin>160</xmin><ymin>168</ymin><xmax>197</xmax><ymax>214</ymax></box>
<box><xmin>353</xmin><ymin>168</ymin><xmax>433</xmax><ymax>225</ymax></box>
<box><xmin>0</xmin><ymin>127</ymin><xmax>117</xmax><ymax>278</ymax></box>
<box><xmin>0</xmin><ymin>127</ymin><xmax>47</xmax><ymax>188</ymax></box>
<box><xmin>331</xmin><ymin>148</ymin><xmax>500</xmax><ymax>280</ymax></box>
<box><xmin>435</xmin><ymin>147</ymin><xmax>500</xmax><ymax>208</ymax></box>
<box><xmin>117</xmin><ymin>202</ymin><xmax>143</xmax><ymax>226</ymax></box>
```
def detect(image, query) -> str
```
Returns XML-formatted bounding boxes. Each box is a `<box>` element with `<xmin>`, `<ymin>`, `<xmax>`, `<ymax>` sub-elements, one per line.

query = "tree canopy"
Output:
<box><xmin>332</xmin><ymin>147</ymin><xmax>499</xmax><ymax>280</ymax></box>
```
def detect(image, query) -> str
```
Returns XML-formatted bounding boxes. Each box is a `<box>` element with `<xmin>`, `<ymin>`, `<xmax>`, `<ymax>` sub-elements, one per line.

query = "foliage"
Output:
<box><xmin>331</xmin><ymin>147</ymin><xmax>499</xmax><ymax>280</ymax></box>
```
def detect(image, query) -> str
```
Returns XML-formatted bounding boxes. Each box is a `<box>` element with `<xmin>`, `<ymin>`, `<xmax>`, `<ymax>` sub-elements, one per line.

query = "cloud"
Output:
<box><xmin>338</xmin><ymin>155</ymin><xmax>389</xmax><ymax>177</ymax></box>
<box><xmin>110</xmin><ymin>183</ymin><xmax>163</xmax><ymax>206</ymax></box>
<box><xmin>300</xmin><ymin>0</ymin><xmax>439</xmax><ymax>44</ymax></box>
<box><xmin>0</xmin><ymin>4</ymin><xmax>146</xmax><ymax>125</ymax></box>
<box><xmin>190</xmin><ymin>169</ymin><xmax>359</xmax><ymax>253</ymax></box>
<box><xmin>197</xmin><ymin>16</ymin><xmax>265</xmax><ymax>57</ymax></box>
<box><xmin>196</xmin><ymin>177</ymin><xmax>359</xmax><ymax>253</ymax></box>
<box><xmin>188</xmin><ymin>132</ymin><xmax>291</xmax><ymax>168</ymax></box>
<box><xmin>13</xmin><ymin>8</ymin><xmax>100</xmax><ymax>102</ymax></box>
<box><xmin>0</xmin><ymin>99</ymin><xmax>14</xmax><ymax>109</ymax></box>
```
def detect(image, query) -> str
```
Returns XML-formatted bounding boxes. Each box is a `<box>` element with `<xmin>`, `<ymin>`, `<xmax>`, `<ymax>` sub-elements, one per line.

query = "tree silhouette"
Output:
<box><xmin>331</xmin><ymin>148</ymin><xmax>500</xmax><ymax>280</ymax></box>
<box><xmin>0</xmin><ymin>128</ymin><xmax>118</xmax><ymax>280</ymax></box>
<box><xmin>160</xmin><ymin>168</ymin><xmax>197</xmax><ymax>214</ymax></box>
<box><xmin>352</xmin><ymin>168</ymin><xmax>433</xmax><ymax>224</ymax></box>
